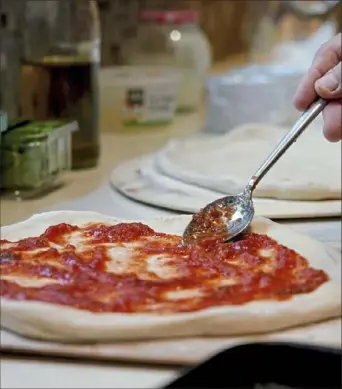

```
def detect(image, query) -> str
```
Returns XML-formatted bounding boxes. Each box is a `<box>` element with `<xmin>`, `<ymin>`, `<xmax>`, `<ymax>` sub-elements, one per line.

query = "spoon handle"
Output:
<box><xmin>247</xmin><ymin>97</ymin><xmax>328</xmax><ymax>193</ymax></box>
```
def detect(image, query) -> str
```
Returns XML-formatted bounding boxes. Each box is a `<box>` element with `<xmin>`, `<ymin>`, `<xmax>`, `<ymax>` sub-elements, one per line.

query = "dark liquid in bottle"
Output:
<box><xmin>20</xmin><ymin>57</ymin><xmax>100</xmax><ymax>169</ymax></box>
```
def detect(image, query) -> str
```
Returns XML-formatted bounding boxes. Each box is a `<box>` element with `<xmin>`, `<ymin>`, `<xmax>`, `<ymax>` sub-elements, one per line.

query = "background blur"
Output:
<box><xmin>97</xmin><ymin>0</ymin><xmax>341</xmax><ymax>65</ymax></box>
<box><xmin>0</xmin><ymin>0</ymin><xmax>341</xmax><ymax>196</ymax></box>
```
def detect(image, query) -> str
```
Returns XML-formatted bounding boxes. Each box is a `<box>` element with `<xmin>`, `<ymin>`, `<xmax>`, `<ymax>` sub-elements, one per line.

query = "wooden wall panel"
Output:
<box><xmin>98</xmin><ymin>0</ymin><xmax>341</xmax><ymax>67</ymax></box>
<box><xmin>97</xmin><ymin>0</ymin><xmax>249</xmax><ymax>66</ymax></box>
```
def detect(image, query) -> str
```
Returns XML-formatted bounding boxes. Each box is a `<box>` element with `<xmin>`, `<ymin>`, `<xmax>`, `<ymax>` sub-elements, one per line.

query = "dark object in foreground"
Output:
<box><xmin>163</xmin><ymin>342</ymin><xmax>342</xmax><ymax>389</ymax></box>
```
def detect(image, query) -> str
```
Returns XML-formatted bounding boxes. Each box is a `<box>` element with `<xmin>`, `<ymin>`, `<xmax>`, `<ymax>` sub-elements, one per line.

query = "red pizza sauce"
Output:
<box><xmin>0</xmin><ymin>222</ymin><xmax>329</xmax><ymax>314</ymax></box>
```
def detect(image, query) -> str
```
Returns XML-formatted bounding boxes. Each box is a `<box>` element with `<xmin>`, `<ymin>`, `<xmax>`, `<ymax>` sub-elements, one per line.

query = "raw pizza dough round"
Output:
<box><xmin>1</xmin><ymin>211</ymin><xmax>341</xmax><ymax>342</ymax></box>
<box><xmin>109</xmin><ymin>154</ymin><xmax>342</xmax><ymax>218</ymax></box>
<box><xmin>155</xmin><ymin>122</ymin><xmax>342</xmax><ymax>200</ymax></box>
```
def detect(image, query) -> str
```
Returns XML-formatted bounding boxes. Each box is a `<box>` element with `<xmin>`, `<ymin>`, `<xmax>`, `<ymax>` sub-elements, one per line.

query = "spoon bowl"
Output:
<box><xmin>182</xmin><ymin>189</ymin><xmax>254</xmax><ymax>245</ymax></box>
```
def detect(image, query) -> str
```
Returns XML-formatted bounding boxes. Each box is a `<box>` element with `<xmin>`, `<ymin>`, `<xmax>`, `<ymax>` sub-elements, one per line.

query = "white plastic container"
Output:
<box><xmin>100</xmin><ymin>66</ymin><xmax>181</xmax><ymax>132</ymax></box>
<box><xmin>205</xmin><ymin>65</ymin><xmax>306</xmax><ymax>134</ymax></box>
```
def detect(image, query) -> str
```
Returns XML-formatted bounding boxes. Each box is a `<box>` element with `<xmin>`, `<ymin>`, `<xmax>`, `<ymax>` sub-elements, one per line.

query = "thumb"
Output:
<box><xmin>315</xmin><ymin>62</ymin><xmax>342</xmax><ymax>99</ymax></box>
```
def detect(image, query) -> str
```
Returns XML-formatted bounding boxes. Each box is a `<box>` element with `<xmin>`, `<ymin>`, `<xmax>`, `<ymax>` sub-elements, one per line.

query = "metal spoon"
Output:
<box><xmin>182</xmin><ymin>98</ymin><xmax>328</xmax><ymax>245</ymax></box>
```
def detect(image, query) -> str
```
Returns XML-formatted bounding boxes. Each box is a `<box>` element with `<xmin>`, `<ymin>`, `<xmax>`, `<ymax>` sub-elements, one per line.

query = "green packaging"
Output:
<box><xmin>0</xmin><ymin>120</ymin><xmax>78</xmax><ymax>198</ymax></box>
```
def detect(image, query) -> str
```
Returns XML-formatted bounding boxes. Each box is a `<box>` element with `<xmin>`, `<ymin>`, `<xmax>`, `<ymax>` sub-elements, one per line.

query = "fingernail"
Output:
<box><xmin>316</xmin><ymin>72</ymin><xmax>339</xmax><ymax>92</ymax></box>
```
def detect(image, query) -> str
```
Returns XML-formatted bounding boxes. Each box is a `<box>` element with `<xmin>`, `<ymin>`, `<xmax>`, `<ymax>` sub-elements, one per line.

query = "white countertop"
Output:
<box><xmin>0</xmin><ymin>116</ymin><xmax>203</xmax><ymax>388</ymax></box>
<box><xmin>2</xmin><ymin>183</ymin><xmax>341</xmax><ymax>389</ymax></box>
<box><xmin>1</xmin><ymin>104</ymin><xmax>341</xmax><ymax>388</ymax></box>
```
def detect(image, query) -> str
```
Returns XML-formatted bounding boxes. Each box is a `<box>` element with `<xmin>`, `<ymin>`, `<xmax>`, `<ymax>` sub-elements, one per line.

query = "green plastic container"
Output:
<box><xmin>0</xmin><ymin>120</ymin><xmax>78</xmax><ymax>198</ymax></box>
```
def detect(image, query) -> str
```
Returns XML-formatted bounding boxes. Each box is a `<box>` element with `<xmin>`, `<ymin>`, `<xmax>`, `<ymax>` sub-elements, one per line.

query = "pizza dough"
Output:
<box><xmin>1</xmin><ymin>211</ymin><xmax>341</xmax><ymax>342</ymax></box>
<box><xmin>155</xmin><ymin>122</ymin><xmax>342</xmax><ymax>200</ymax></box>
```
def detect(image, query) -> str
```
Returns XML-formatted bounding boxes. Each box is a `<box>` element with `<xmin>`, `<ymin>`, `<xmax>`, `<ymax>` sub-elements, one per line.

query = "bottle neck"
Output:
<box><xmin>22</xmin><ymin>0</ymin><xmax>100</xmax><ymax>62</ymax></box>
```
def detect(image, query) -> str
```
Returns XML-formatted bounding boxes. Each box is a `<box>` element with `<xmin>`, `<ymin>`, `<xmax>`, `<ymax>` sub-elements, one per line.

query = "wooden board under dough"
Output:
<box><xmin>110</xmin><ymin>157</ymin><xmax>342</xmax><ymax>219</ymax></box>
<box><xmin>1</xmin><ymin>319</ymin><xmax>341</xmax><ymax>366</ymax></box>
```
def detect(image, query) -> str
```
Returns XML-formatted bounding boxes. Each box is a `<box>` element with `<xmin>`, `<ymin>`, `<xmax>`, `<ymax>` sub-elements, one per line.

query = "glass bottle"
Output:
<box><xmin>0</xmin><ymin>0</ymin><xmax>25</xmax><ymax>121</ymax></box>
<box><xmin>19</xmin><ymin>0</ymin><xmax>101</xmax><ymax>169</ymax></box>
<box><xmin>123</xmin><ymin>10</ymin><xmax>212</xmax><ymax>112</ymax></box>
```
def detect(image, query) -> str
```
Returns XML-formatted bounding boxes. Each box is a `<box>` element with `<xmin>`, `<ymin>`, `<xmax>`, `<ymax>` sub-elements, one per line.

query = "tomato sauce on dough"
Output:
<box><xmin>0</xmin><ymin>222</ymin><xmax>329</xmax><ymax>314</ymax></box>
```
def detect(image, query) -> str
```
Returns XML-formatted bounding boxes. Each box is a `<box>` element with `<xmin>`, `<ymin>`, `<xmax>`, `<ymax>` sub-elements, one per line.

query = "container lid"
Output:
<box><xmin>100</xmin><ymin>66</ymin><xmax>181</xmax><ymax>87</ymax></box>
<box><xmin>210</xmin><ymin>64</ymin><xmax>305</xmax><ymax>86</ymax></box>
<box><xmin>139</xmin><ymin>10</ymin><xmax>199</xmax><ymax>24</ymax></box>
<box><xmin>1</xmin><ymin>120</ymin><xmax>78</xmax><ymax>148</ymax></box>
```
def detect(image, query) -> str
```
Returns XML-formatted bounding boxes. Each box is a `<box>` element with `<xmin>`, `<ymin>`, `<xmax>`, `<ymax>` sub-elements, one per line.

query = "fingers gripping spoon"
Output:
<box><xmin>182</xmin><ymin>98</ymin><xmax>328</xmax><ymax>245</ymax></box>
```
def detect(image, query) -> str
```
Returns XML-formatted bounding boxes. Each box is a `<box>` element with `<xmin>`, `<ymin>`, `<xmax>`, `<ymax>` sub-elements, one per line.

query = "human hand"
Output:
<box><xmin>293</xmin><ymin>33</ymin><xmax>341</xmax><ymax>142</ymax></box>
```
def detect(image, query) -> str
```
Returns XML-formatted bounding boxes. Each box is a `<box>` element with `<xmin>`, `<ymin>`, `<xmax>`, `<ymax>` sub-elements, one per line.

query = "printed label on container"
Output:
<box><xmin>47</xmin><ymin>131</ymin><xmax>69</xmax><ymax>175</ymax></box>
<box><xmin>122</xmin><ymin>85</ymin><xmax>177</xmax><ymax>125</ymax></box>
<box><xmin>47</xmin><ymin>138</ymin><xmax>58</xmax><ymax>175</ymax></box>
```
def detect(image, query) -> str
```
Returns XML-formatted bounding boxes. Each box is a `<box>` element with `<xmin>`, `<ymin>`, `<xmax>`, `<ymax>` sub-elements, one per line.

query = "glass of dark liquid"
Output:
<box><xmin>20</xmin><ymin>0</ymin><xmax>101</xmax><ymax>169</ymax></box>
